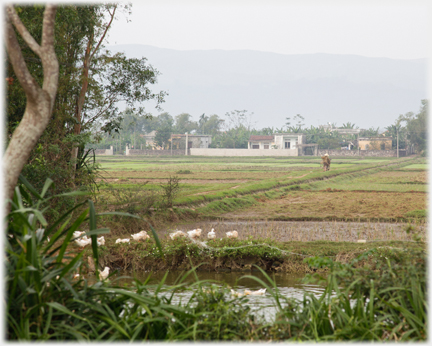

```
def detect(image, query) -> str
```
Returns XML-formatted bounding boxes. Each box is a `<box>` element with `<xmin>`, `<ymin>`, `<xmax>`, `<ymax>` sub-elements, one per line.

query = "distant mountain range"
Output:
<box><xmin>107</xmin><ymin>44</ymin><xmax>426</xmax><ymax>130</ymax></box>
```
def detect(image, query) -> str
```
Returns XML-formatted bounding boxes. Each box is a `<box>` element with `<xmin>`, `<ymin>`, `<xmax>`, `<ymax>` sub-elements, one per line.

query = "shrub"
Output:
<box><xmin>160</xmin><ymin>176</ymin><xmax>181</xmax><ymax>208</ymax></box>
<box><xmin>102</xmin><ymin>182</ymin><xmax>160</xmax><ymax>214</ymax></box>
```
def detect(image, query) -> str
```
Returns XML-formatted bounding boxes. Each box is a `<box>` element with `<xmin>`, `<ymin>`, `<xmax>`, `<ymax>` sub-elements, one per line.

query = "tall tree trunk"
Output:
<box><xmin>4</xmin><ymin>5</ymin><xmax>59</xmax><ymax>208</ymax></box>
<box><xmin>70</xmin><ymin>5</ymin><xmax>117</xmax><ymax>176</ymax></box>
<box><xmin>70</xmin><ymin>34</ymin><xmax>93</xmax><ymax>176</ymax></box>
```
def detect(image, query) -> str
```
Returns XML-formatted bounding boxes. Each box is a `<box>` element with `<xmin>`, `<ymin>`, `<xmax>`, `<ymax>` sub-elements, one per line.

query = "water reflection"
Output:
<box><xmin>105</xmin><ymin>270</ymin><xmax>327</xmax><ymax>322</ymax></box>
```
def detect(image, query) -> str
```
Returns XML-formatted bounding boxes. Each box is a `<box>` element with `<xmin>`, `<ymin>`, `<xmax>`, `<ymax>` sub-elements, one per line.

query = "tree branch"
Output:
<box><xmin>90</xmin><ymin>4</ymin><xmax>117</xmax><ymax>61</ymax></box>
<box><xmin>40</xmin><ymin>4</ymin><xmax>59</xmax><ymax>107</ymax></box>
<box><xmin>6</xmin><ymin>5</ymin><xmax>42</xmax><ymax>56</ymax></box>
<box><xmin>4</xmin><ymin>5</ymin><xmax>59</xmax><ymax>205</ymax></box>
<box><xmin>4</xmin><ymin>14</ymin><xmax>39</xmax><ymax>102</ymax></box>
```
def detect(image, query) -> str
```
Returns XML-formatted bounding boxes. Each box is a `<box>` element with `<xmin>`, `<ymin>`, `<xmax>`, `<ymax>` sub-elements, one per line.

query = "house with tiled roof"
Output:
<box><xmin>248</xmin><ymin>135</ymin><xmax>274</xmax><ymax>149</ymax></box>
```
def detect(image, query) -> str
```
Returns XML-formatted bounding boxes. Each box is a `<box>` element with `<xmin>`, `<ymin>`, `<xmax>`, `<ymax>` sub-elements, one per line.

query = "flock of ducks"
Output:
<box><xmin>73</xmin><ymin>231</ymin><xmax>105</xmax><ymax>248</ymax></box>
<box><xmin>70</xmin><ymin>227</ymin><xmax>239</xmax><ymax>284</ymax></box>
<box><xmin>169</xmin><ymin>228</ymin><xmax>238</xmax><ymax>240</ymax></box>
<box><xmin>73</xmin><ymin>228</ymin><xmax>238</xmax><ymax>248</ymax></box>
<box><xmin>73</xmin><ymin>230</ymin><xmax>150</xmax><ymax>248</ymax></box>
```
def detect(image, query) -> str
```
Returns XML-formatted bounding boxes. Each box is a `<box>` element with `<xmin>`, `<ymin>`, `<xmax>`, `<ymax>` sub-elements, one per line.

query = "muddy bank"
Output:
<box><xmin>98</xmin><ymin>252</ymin><xmax>323</xmax><ymax>274</ymax></box>
<box><xmin>93</xmin><ymin>237</ymin><xmax>422</xmax><ymax>274</ymax></box>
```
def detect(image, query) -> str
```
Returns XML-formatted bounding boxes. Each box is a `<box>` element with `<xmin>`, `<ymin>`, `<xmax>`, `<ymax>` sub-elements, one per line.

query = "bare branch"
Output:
<box><xmin>6</xmin><ymin>5</ymin><xmax>42</xmax><ymax>56</ymax></box>
<box><xmin>4</xmin><ymin>17</ymin><xmax>39</xmax><ymax>101</ymax></box>
<box><xmin>83</xmin><ymin>95</ymin><xmax>118</xmax><ymax>127</ymax></box>
<box><xmin>90</xmin><ymin>4</ymin><xmax>117</xmax><ymax>61</ymax></box>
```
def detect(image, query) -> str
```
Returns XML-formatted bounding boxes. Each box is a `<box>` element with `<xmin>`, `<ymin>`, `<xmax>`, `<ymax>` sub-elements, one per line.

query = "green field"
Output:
<box><xmin>95</xmin><ymin>155</ymin><xmax>427</xmax><ymax>226</ymax></box>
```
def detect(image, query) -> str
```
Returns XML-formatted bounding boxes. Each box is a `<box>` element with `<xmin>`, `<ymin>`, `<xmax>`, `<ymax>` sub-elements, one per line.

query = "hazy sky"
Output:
<box><xmin>106</xmin><ymin>0</ymin><xmax>430</xmax><ymax>60</ymax></box>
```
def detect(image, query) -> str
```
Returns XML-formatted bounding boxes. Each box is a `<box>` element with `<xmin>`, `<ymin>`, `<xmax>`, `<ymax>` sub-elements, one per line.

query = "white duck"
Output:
<box><xmin>73</xmin><ymin>231</ymin><xmax>86</xmax><ymax>239</ymax></box>
<box><xmin>98</xmin><ymin>267</ymin><xmax>110</xmax><ymax>280</ymax></box>
<box><xmin>96</xmin><ymin>236</ymin><xmax>105</xmax><ymax>246</ymax></box>
<box><xmin>226</xmin><ymin>230</ymin><xmax>238</xmax><ymax>239</ymax></box>
<box><xmin>74</xmin><ymin>236</ymin><xmax>91</xmax><ymax>248</ymax></box>
<box><xmin>244</xmin><ymin>288</ymin><xmax>266</xmax><ymax>296</ymax></box>
<box><xmin>169</xmin><ymin>230</ymin><xmax>187</xmax><ymax>240</ymax></box>
<box><xmin>230</xmin><ymin>289</ymin><xmax>245</xmax><ymax>298</ymax></box>
<box><xmin>188</xmin><ymin>229</ymin><xmax>202</xmax><ymax>239</ymax></box>
<box><xmin>207</xmin><ymin>228</ymin><xmax>216</xmax><ymax>240</ymax></box>
<box><xmin>131</xmin><ymin>230</ymin><xmax>150</xmax><ymax>241</ymax></box>
<box><xmin>115</xmin><ymin>238</ymin><xmax>130</xmax><ymax>244</ymax></box>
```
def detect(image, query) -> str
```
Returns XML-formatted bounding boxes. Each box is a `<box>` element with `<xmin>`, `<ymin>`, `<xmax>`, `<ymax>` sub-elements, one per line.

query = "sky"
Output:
<box><xmin>105</xmin><ymin>0</ymin><xmax>430</xmax><ymax>60</ymax></box>
<box><xmin>101</xmin><ymin>0</ymin><xmax>431</xmax><ymax>130</ymax></box>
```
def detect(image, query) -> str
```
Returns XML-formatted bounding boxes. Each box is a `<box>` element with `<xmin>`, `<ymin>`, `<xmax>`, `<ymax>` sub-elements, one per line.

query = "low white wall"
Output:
<box><xmin>95</xmin><ymin>146</ymin><xmax>113</xmax><ymax>155</ymax></box>
<box><xmin>189</xmin><ymin>148</ymin><xmax>299</xmax><ymax>156</ymax></box>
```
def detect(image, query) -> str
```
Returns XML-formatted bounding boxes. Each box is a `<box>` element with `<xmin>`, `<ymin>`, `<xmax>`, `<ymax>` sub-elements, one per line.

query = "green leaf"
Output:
<box><xmin>88</xmin><ymin>200</ymin><xmax>99</xmax><ymax>274</ymax></box>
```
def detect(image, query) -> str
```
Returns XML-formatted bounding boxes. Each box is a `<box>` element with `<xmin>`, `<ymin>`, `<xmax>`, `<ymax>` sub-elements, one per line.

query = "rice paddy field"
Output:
<box><xmin>95</xmin><ymin>154</ymin><xmax>427</xmax><ymax>243</ymax></box>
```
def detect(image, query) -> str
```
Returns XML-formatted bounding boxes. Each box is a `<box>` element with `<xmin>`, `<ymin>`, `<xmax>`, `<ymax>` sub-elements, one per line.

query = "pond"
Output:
<box><xmin>105</xmin><ymin>270</ymin><xmax>328</xmax><ymax>322</ymax></box>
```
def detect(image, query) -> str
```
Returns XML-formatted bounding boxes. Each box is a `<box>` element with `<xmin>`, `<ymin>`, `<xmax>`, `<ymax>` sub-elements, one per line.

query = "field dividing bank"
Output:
<box><xmin>98</xmin><ymin>155</ymin><xmax>420</xmax><ymax>211</ymax></box>
<box><xmin>95</xmin><ymin>155</ymin><xmax>426</xmax><ymax>223</ymax></box>
<box><xmin>184</xmin><ymin>156</ymin><xmax>425</xmax><ymax>221</ymax></box>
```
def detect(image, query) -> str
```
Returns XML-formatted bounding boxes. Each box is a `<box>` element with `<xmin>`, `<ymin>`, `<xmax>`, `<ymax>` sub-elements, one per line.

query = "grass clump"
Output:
<box><xmin>405</xmin><ymin>209</ymin><xmax>427</xmax><ymax>219</ymax></box>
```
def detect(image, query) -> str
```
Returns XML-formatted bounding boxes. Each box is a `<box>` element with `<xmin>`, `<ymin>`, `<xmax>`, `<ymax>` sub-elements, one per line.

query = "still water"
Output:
<box><xmin>107</xmin><ymin>270</ymin><xmax>327</xmax><ymax>321</ymax></box>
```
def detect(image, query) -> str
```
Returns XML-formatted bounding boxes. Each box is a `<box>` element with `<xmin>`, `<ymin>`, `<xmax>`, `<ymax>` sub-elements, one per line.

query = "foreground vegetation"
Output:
<box><xmin>7</xmin><ymin>179</ymin><xmax>427</xmax><ymax>341</ymax></box>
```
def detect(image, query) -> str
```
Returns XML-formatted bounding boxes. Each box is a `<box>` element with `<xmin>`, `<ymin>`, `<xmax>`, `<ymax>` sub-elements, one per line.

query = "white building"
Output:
<box><xmin>248</xmin><ymin>133</ymin><xmax>306</xmax><ymax>151</ymax></box>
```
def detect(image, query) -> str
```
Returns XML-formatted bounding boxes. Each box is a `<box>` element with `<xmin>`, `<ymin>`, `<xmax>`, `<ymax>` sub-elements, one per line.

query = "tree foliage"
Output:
<box><xmin>404</xmin><ymin>100</ymin><xmax>428</xmax><ymax>153</ymax></box>
<box><xmin>6</xmin><ymin>4</ymin><xmax>165</xmax><ymax>207</ymax></box>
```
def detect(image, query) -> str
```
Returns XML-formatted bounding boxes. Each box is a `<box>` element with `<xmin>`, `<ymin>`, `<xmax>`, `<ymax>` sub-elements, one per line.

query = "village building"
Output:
<box><xmin>358</xmin><ymin>137</ymin><xmax>392</xmax><ymax>150</ymax></box>
<box><xmin>141</xmin><ymin>131</ymin><xmax>157</xmax><ymax>148</ymax></box>
<box><xmin>248</xmin><ymin>133</ymin><xmax>306</xmax><ymax>150</ymax></box>
<box><xmin>170</xmin><ymin>134</ymin><xmax>212</xmax><ymax>149</ymax></box>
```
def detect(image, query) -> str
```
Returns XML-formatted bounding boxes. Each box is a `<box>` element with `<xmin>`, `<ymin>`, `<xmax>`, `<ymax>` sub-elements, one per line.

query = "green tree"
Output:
<box><xmin>197</xmin><ymin>113</ymin><xmax>209</xmax><ymax>134</ymax></box>
<box><xmin>174</xmin><ymin>113</ymin><xmax>197</xmax><ymax>134</ymax></box>
<box><xmin>339</xmin><ymin>122</ymin><xmax>357</xmax><ymax>129</ymax></box>
<box><xmin>385</xmin><ymin>123</ymin><xmax>407</xmax><ymax>150</ymax></box>
<box><xmin>286</xmin><ymin>114</ymin><xmax>305</xmax><ymax>132</ymax></box>
<box><xmin>154</xmin><ymin>113</ymin><xmax>174</xmax><ymax>148</ymax></box>
<box><xmin>222</xmin><ymin>110</ymin><xmax>255</xmax><ymax>148</ymax></box>
<box><xmin>203</xmin><ymin>114</ymin><xmax>224</xmax><ymax>136</ymax></box>
<box><xmin>6</xmin><ymin>4</ymin><xmax>166</xmax><ymax>212</ymax></box>
<box><xmin>359</xmin><ymin>127</ymin><xmax>380</xmax><ymax>137</ymax></box>
<box><xmin>406</xmin><ymin>100</ymin><xmax>427</xmax><ymax>153</ymax></box>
